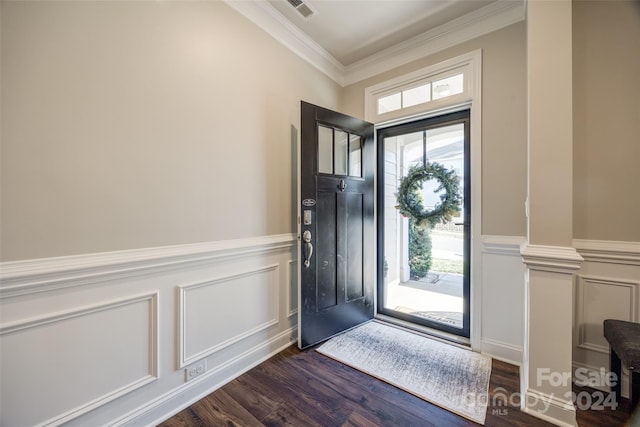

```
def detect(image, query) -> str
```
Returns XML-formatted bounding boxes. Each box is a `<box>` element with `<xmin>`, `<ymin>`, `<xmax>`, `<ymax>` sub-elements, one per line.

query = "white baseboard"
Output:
<box><xmin>522</xmin><ymin>389</ymin><xmax>577</xmax><ymax>427</ymax></box>
<box><xmin>481</xmin><ymin>338</ymin><xmax>523</xmax><ymax>366</ymax></box>
<box><xmin>113</xmin><ymin>328</ymin><xmax>296</xmax><ymax>427</ymax></box>
<box><xmin>573</xmin><ymin>359</ymin><xmax>630</xmax><ymax>399</ymax></box>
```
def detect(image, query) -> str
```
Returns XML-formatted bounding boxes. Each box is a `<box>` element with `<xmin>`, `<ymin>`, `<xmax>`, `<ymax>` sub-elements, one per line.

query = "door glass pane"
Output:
<box><xmin>381</xmin><ymin>122</ymin><xmax>465</xmax><ymax>331</ymax></box>
<box><xmin>402</xmin><ymin>83</ymin><xmax>431</xmax><ymax>108</ymax></box>
<box><xmin>318</xmin><ymin>125</ymin><xmax>333</xmax><ymax>174</ymax></box>
<box><xmin>334</xmin><ymin>129</ymin><xmax>348</xmax><ymax>176</ymax></box>
<box><xmin>349</xmin><ymin>134</ymin><xmax>362</xmax><ymax>177</ymax></box>
<box><xmin>398</xmin><ymin>131</ymin><xmax>424</xmax><ymax>169</ymax></box>
<box><xmin>432</xmin><ymin>73</ymin><xmax>464</xmax><ymax>100</ymax></box>
<box><xmin>425</xmin><ymin>124</ymin><xmax>465</xmax><ymax>299</ymax></box>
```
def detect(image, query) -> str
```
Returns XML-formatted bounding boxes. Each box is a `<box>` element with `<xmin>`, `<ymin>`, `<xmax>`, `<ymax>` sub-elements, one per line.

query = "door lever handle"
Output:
<box><xmin>303</xmin><ymin>230</ymin><xmax>313</xmax><ymax>268</ymax></box>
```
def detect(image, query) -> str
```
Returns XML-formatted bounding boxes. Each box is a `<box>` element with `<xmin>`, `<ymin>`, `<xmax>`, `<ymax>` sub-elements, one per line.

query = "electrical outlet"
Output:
<box><xmin>184</xmin><ymin>360</ymin><xmax>207</xmax><ymax>382</ymax></box>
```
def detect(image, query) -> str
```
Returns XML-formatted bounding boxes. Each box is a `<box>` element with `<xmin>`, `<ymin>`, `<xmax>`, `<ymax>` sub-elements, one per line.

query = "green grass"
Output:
<box><xmin>431</xmin><ymin>258</ymin><xmax>463</xmax><ymax>275</ymax></box>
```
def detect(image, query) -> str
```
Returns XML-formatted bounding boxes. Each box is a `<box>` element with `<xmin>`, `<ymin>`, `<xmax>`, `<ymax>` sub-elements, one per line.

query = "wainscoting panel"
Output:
<box><xmin>288</xmin><ymin>260</ymin><xmax>298</xmax><ymax>318</ymax></box>
<box><xmin>178</xmin><ymin>265</ymin><xmax>280</xmax><ymax>367</ymax></box>
<box><xmin>576</xmin><ymin>276</ymin><xmax>638</xmax><ymax>354</ymax></box>
<box><xmin>479</xmin><ymin>235</ymin><xmax>526</xmax><ymax>365</ymax></box>
<box><xmin>573</xmin><ymin>239</ymin><xmax>640</xmax><ymax>398</ymax></box>
<box><xmin>0</xmin><ymin>293</ymin><xmax>158</xmax><ymax>427</ymax></box>
<box><xmin>0</xmin><ymin>234</ymin><xmax>297</xmax><ymax>427</ymax></box>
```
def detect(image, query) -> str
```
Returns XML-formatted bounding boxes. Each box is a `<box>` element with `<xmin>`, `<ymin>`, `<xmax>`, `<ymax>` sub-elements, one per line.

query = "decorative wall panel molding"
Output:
<box><xmin>0</xmin><ymin>293</ymin><xmax>158</xmax><ymax>427</ymax></box>
<box><xmin>287</xmin><ymin>260</ymin><xmax>299</xmax><ymax>318</ymax></box>
<box><xmin>0</xmin><ymin>234</ymin><xmax>296</xmax><ymax>427</ymax></box>
<box><xmin>178</xmin><ymin>265</ymin><xmax>280</xmax><ymax>367</ymax></box>
<box><xmin>572</xmin><ymin>239</ymin><xmax>640</xmax><ymax>400</ymax></box>
<box><xmin>575</xmin><ymin>275</ymin><xmax>638</xmax><ymax>355</ymax></box>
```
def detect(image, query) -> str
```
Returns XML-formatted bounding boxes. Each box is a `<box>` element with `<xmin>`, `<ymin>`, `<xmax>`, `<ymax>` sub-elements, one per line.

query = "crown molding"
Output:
<box><xmin>224</xmin><ymin>0</ymin><xmax>525</xmax><ymax>87</ymax></box>
<box><xmin>343</xmin><ymin>0</ymin><xmax>525</xmax><ymax>86</ymax></box>
<box><xmin>223</xmin><ymin>0</ymin><xmax>346</xmax><ymax>85</ymax></box>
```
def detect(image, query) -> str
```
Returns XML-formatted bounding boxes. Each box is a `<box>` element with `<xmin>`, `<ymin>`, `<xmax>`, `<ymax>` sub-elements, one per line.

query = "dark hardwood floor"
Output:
<box><xmin>159</xmin><ymin>345</ymin><xmax>633</xmax><ymax>426</ymax></box>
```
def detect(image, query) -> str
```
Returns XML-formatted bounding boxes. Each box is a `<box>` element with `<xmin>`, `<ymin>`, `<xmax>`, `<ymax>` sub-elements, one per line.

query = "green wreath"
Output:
<box><xmin>395</xmin><ymin>163</ymin><xmax>461</xmax><ymax>227</ymax></box>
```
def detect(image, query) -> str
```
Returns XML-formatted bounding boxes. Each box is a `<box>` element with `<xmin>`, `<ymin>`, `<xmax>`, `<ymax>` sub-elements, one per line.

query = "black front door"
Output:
<box><xmin>298</xmin><ymin>101</ymin><xmax>375</xmax><ymax>349</ymax></box>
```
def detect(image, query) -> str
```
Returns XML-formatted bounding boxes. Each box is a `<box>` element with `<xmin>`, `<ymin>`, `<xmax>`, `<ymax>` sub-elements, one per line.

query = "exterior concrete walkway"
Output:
<box><xmin>385</xmin><ymin>271</ymin><xmax>463</xmax><ymax>328</ymax></box>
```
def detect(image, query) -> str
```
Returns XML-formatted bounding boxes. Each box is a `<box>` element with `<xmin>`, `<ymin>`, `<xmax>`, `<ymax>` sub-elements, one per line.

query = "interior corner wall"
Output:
<box><xmin>0</xmin><ymin>0</ymin><xmax>341</xmax><ymax>261</ymax></box>
<box><xmin>572</xmin><ymin>0</ymin><xmax>640</xmax><ymax>243</ymax></box>
<box><xmin>571</xmin><ymin>0</ymin><xmax>640</xmax><ymax>402</ymax></box>
<box><xmin>341</xmin><ymin>22</ymin><xmax>527</xmax><ymax>238</ymax></box>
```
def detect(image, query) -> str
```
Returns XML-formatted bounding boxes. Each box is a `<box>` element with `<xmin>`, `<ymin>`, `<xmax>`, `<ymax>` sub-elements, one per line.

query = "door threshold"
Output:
<box><xmin>375</xmin><ymin>314</ymin><xmax>471</xmax><ymax>349</ymax></box>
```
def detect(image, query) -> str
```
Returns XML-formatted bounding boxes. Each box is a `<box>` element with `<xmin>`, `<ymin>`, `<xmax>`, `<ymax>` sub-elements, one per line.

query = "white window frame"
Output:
<box><xmin>366</xmin><ymin>50</ymin><xmax>483</xmax><ymax>351</ymax></box>
<box><xmin>365</xmin><ymin>50</ymin><xmax>480</xmax><ymax>125</ymax></box>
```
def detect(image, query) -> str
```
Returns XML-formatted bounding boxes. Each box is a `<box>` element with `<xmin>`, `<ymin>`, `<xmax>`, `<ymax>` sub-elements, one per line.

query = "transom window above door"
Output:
<box><xmin>377</xmin><ymin>73</ymin><xmax>464</xmax><ymax>115</ymax></box>
<box><xmin>317</xmin><ymin>125</ymin><xmax>362</xmax><ymax>177</ymax></box>
<box><xmin>365</xmin><ymin>51</ymin><xmax>480</xmax><ymax>125</ymax></box>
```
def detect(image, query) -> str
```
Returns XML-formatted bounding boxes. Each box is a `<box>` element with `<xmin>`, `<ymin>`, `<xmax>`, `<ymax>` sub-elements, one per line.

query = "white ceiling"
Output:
<box><xmin>267</xmin><ymin>0</ymin><xmax>496</xmax><ymax>66</ymax></box>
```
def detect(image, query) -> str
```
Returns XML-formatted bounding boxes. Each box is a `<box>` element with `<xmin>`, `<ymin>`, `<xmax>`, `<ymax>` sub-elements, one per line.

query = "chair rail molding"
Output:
<box><xmin>482</xmin><ymin>235</ymin><xmax>525</xmax><ymax>255</ymax></box>
<box><xmin>573</xmin><ymin>239</ymin><xmax>640</xmax><ymax>266</ymax></box>
<box><xmin>520</xmin><ymin>243</ymin><xmax>584</xmax><ymax>274</ymax></box>
<box><xmin>0</xmin><ymin>234</ymin><xmax>296</xmax><ymax>298</ymax></box>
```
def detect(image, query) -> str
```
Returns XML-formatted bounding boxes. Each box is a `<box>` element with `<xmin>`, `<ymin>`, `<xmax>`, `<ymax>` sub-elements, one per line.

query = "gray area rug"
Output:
<box><xmin>317</xmin><ymin>321</ymin><xmax>492</xmax><ymax>424</ymax></box>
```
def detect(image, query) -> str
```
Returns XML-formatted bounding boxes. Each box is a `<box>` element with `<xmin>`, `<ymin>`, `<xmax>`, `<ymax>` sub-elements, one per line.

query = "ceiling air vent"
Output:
<box><xmin>286</xmin><ymin>0</ymin><xmax>315</xmax><ymax>19</ymax></box>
